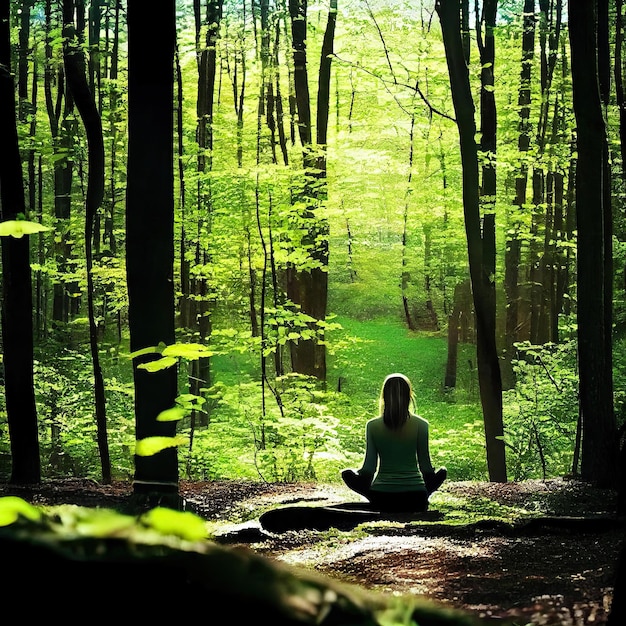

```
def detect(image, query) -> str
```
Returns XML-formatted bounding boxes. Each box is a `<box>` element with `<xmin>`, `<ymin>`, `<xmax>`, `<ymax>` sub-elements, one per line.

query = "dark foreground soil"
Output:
<box><xmin>1</xmin><ymin>477</ymin><xmax>623</xmax><ymax>625</ymax></box>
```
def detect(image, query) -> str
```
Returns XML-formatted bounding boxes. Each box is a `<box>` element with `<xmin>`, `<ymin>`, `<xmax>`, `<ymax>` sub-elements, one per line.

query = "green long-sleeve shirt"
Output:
<box><xmin>359</xmin><ymin>413</ymin><xmax>435</xmax><ymax>492</ymax></box>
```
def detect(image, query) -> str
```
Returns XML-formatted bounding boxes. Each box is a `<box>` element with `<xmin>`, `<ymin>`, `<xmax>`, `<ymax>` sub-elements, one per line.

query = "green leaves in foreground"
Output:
<box><xmin>0</xmin><ymin>219</ymin><xmax>52</xmax><ymax>238</ymax></box>
<box><xmin>135</xmin><ymin>435</ymin><xmax>187</xmax><ymax>457</ymax></box>
<box><xmin>130</xmin><ymin>342</ymin><xmax>215</xmax><ymax>372</ymax></box>
<box><xmin>141</xmin><ymin>507</ymin><xmax>208</xmax><ymax>541</ymax></box>
<box><xmin>0</xmin><ymin>496</ymin><xmax>208</xmax><ymax>542</ymax></box>
<box><xmin>0</xmin><ymin>496</ymin><xmax>42</xmax><ymax>527</ymax></box>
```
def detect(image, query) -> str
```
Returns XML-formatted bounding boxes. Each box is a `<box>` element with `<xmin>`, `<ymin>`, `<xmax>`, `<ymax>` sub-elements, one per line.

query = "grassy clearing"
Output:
<box><xmin>193</xmin><ymin>316</ymin><xmax>489</xmax><ymax>483</ymax></box>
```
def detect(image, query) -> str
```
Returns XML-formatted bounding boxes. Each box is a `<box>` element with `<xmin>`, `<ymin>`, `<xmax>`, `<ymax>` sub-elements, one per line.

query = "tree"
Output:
<box><xmin>503</xmin><ymin>0</ymin><xmax>535</xmax><ymax>387</ymax></box>
<box><xmin>436</xmin><ymin>0</ymin><xmax>507</xmax><ymax>482</ymax></box>
<box><xmin>285</xmin><ymin>0</ymin><xmax>334</xmax><ymax>381</ymax></box>
<box><xmin>187</xmin><ymin>0</ymin><xmax>223</xmax><ymax>426</ymax></box>
<box><xmin>43</xmin><ymin>0</ymin><xmax>79</xmax><ymax>330</ymax></box>
<box><xmin>62</xmin><ymin>0</ymin><xmax>110</xmax><ymax>483</ymax></box>
<box><xmin>126</xmin><ymin>0</ymin><xmax>180</xmax><ymax>505</ymax></box>
<box><xmin>569</xmin><ymin>0</ymin><xmax>618</xmax><ymax>487</ymax></box>
<box><xmin>0</xmin><ymin>0</ymin><xmax>41</xmax><ymax>484</ymax></box>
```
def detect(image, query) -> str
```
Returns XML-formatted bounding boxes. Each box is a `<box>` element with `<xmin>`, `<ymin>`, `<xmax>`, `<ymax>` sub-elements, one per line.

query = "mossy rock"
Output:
<box><xmin>0</xmin><ymin>496</ymin><xmax>492</xmax><ymax>625</ymax></box>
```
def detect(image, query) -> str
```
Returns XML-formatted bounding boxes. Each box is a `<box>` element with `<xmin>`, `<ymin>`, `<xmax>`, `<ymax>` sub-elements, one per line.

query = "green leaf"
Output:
<box><xmin>157</xmin><ymin>406</ymin><xmax>187</xmax><ymax>422</ymax></box>
<box><xmin>128</xmin><ymin>344</ymin><xmax>165</xmax><ymax>359</ymax></box>
<box><xmin>72</xmin><ymin>508</ymin><xmax>137</xmax><ymax>537</ymax></box>
<box><xmin>162</xmin><ymin>343</ymin><xmax>214</xmax><ymax>360</ymax></box>
<box><xmin>138</xmin><ymin>356</ymin><xmax>177</xmax><ymax>372</ymax></box>
<box><xmin>141</xmin><ymin>507</ymin><xmax>208</xmax><ymax>541</ymax></box>
<box><xmin>176</xmin><ymin>393</ymin><xmax>206</xmax><ymax>409</ymax></box>
<box><xmin>135</xmin><ymin>435</ymin><xmax>187</xmax><ymax>456</ymax></box>
<box><xmin>0</xmin><ymin>220</ymin><xmax>52</xmax><ymax>238</ymax></box>
<box><xmin>0</xmin><ymin>496</ymin><xmax>42</xmax><ymax>527</ymax></box>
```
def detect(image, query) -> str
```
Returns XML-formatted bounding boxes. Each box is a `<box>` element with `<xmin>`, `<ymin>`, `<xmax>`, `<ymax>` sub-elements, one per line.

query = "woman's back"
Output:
<box><xmin>365</xmin><ymin>414</ymin><xmax>430</xmax><ymax>492</ymax></box>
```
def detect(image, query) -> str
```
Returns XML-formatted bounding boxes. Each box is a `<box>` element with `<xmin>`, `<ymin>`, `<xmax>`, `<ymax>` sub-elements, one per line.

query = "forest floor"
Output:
<box><xmin>1</xmin><ymin>476</ymin><xmax>623</xmax><ymax>625</ymax></box>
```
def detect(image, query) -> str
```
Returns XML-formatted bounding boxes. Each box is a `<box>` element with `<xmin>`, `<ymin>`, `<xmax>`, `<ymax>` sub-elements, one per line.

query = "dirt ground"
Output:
<box><xmin>1</xmin><ymin>477</ymin><xmax>622</xmax><ymax>625</ymax></box>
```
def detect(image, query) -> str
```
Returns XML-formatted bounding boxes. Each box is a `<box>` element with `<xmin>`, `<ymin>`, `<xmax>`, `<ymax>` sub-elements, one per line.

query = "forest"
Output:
<box><xmin>4</xmin><ymin>1</ymin><xmax>626</xmax><ymax>625</ymax></box>
<box><xmin>0</xmin><ymin>0</ymin><xmax>623</xmax><ymax>506</ymax></box>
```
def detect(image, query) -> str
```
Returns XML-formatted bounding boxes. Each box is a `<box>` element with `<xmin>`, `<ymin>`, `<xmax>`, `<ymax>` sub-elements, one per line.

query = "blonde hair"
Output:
<box><xmin>379</xmin><ymin>373</ymin><xmax>415</xmax><ymax>430</ymax></box>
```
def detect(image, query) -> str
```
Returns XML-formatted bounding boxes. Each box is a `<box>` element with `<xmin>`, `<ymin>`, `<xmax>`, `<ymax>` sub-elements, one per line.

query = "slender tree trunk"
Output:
<box><xmin>504</xmin><ymin>0</ymin><xmax>534</xmax><ymax>382</ymax></box>
<box><xmin>44</xmin><ymin>0</ymin><xmax>75</xmax><ymax>330</ymax></box>
<box><xmin>569</xmin><ymin>0</ymin><xmax>618</xmax><ymax>488</ymax></box>
<box><xmin>616</xmin><ymin>0</ymin><xmax>626</xmax><ymax>181</ymax></box>
<box><xmin>401</xmin><ymin>115</ymin><xmax>416</xmax><ymax>331</ymax></box>
<box><xmin>444</xmin><ymin>280</ymin><xmax>470</xmax><ymax>389</ymax></box>
<box><xmin>17</xmin><ymin>0</ymin><xmax>32</xmax><ymax>123</ymax></box>
<box><xmin>436</xmin><ymin>0</ymin><xmax>506</xmax><ymax>483</ymax></box>
<box><xmin>63</xmin><ymin>0</ymin><xmax>111</xmax><ymax>483</ymax></box>
<box><xmin>190</xmin><ymin>0</ymin><xmax>222</xmax><ymax>426</ymax></box>
<box><xmin>103</xmin><ymin>0</ymin><xmax>120</xmax><ymax>255</ymax></box>
<box><xmin>0</xmin><ymin>0</ymin><xmax>41</xmax><ymax>484</ymax></box>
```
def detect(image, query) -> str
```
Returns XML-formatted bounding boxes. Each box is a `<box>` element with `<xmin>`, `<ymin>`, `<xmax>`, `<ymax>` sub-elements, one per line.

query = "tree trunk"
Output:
<box><xmin>43</xmin><ymin>0</ymin><xmax>75</xmax><ymax>331</ymax></box>
<box><xmin>126</xmin><ymin>0</ymin><xmax>180</xmax><ymax>502</ymax></box>
<box><xmin>616</xmin><ymin>0</ymin><xmax>626</xmax><ymax>181</ymax></box>
<box><xmin>569</xmin><ymin>0</ymin><xmax>618</xmax><ymax>488</ymax></box>
<box><xmin>0</xmin><ymin>0</ymin><xmax>41</xmax><ymax>484</ymax></box>
<box><xmin>504</xmin><ymin>1</ymin><xmax>534</xmax><ymax>368</ymax></box>
<box><xmin>285</xmin><ymin>0</ymin><xmax>333</xmax><ymax>381</ymax></box>
<box><xmin>436</xmin><ymin>0</ymin><xmax>507</xmax><ymax>483</ymax></box>
<box><xmin>62</xmin><ymin>0</ymin><xmax>111</xmax><ymax>484</ymax></box>
<box><xmin>444</xmin><ymin>279</ymin><xmax>470</xmax><ymax>389</ymax></box>
<box><xmin>189</xmin><ymin>0</ymin><xmax>222</xmax><ymax>426</ymax></box>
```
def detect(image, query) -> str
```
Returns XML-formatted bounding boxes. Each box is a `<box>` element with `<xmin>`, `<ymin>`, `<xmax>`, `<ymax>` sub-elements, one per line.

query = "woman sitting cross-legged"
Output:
<box><xmin>341</xmin><ymin>372</ymin><xmax>447</xmax><ymax>513</ymax></box>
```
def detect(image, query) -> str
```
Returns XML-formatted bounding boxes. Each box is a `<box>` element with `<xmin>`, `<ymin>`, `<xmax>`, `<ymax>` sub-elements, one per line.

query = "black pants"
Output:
<box><xmin>341</xmin><ymin>467</ymin><xmax>447</xmax><ymax>513</ymax></box>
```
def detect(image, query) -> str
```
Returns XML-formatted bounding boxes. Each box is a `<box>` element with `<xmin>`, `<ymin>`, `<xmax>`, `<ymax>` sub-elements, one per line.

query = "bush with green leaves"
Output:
<box><xmin>502</xmin><ymin>340</ymin><xmax>579</xmax><ymax>480</ymax></box>
<box><xmin>32</xmin><ymin>344</ymin><xmax>136</xmax><ymax>480</ymax></box>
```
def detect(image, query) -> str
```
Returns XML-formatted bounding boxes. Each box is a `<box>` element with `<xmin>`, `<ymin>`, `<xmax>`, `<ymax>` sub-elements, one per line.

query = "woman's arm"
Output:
<box><xmin>416</xmin><ymin>416</ymin><xmax>435</xmax><ymax>475</ymax></box>
<box><xmin>358</xmin><ymin>420</ymin><xmax>378</xmax><ymax>478</ymax></box>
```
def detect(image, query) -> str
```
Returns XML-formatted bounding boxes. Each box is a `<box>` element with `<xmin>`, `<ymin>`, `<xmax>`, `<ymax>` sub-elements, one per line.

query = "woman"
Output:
<box><xmin>341</xmin><ymin>373</ymin><xmax>446</xmax><ymax>512</ymax></box>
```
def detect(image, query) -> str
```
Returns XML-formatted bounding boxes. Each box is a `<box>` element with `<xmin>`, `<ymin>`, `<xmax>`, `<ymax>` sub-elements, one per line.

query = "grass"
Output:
<box><xmin>193</xmin><ymin>315</ymin><xmax>490</xmax><ymax>483</ymax></box>
<box><xmin>4</xmin><ymin>314</ymin><xmax>574</xmax><ymax>484</ymax></box>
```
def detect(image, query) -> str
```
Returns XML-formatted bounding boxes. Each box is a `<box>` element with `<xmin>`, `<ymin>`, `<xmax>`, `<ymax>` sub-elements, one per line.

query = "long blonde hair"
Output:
<box><xmin>379</xmin><ymin>373</ymin><xmax>414</xmax><ymax>430</ymax></box>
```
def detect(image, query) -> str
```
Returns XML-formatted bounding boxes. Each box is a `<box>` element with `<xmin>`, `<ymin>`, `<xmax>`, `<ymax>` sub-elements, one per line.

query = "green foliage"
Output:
<box><xmin>0</xmin><ymin>495</ymin><xmax>208</xmax><ymax>542</ymax></box>
<box><xmin>136</xmin><ymin>436</ymin><xmax>188</xmax><ymax>457</ymax></box>
<box><xmin>175</xmin><ymin>317</ymin><xmax>489</xmax><ymax>483</ymax></box>
<box><xmin>0</xmin><ymin>219</ymin><xmax>52</xmax><ymax>238</ymax></box>
<box><xmin>24</xmin><ymin>344</ymin><xmax>136</xmax><ymax>481</ymax></box>
<box><xmin>502</xmin><ymin>341</ymin><xmax>579</xmax><ymax>480</ymax></box>
<box><xmin>0</xmin><ymin>496</ymin><xmax>41</xmax><ymax>526</ymax></box>
<box><xmin>1</xmin><ymin>0</ymin><xmax>612</xmax><ymax>490</ymax></box>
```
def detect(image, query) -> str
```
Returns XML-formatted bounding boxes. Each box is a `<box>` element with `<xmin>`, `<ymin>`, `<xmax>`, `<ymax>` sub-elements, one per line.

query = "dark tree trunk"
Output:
<box><xmin>62</xmin><ymin>0</ymin><xmax>111</xmax><ymax>484</ymax></box>
<box><xmin>126</xmin><ymin>0</ymin><xmax>180</xmax><ymax>502</ymax></box>
<box><xmin>285</xmin><ymin>0</ymin><xmax>332</xmax><ymax>381</ymax></box>
<box><xmin>272</xmin><ymin>17</ymin><xmax>289</xmax><ymax>165</ymax></box>
<box><xmin>87</xmin><ymin>0</ymin><xmax>102</xmax><ymax>110</ymax></box>
<box><xmin>550</xmin><ymin>170</ymin><xmax>565</xmax><ymax>342</ymax></box>
<box><xmin>569</xmin><ymin>0</ymin><xmax>618</xmax><ymax>488</ymax></box>
<box><xmin>103</xmin><ymin>0</ymin><xmax>121</xmax><ymax>255</ymax></box>
<box><xmin>444</xmin><ymin>279</ymin><xmax>471</xmax><ymax>389</ymax></box>
<box><xmin>43</xmin><ymin>0</ymin><xmax>75</xmax><ymax>330</ymax></box>
<box><xmin>528</xmin><ymin>0</ymin><xmax>562</xmax><ymax>347</ymax></box>
<box><xmin>17</xmin><ymin>0</ymin><xmax>32</xmax><ymax>119</ymax></box>
<box><xmin>423</xmin><ymin>225</ymin><xmax>439</xmax><ymax>330</ymax></box>
<box><xmin>0</xmin><ymin>0</ymin><xmax>41</xmax><ymax>484</ymax></box>
<box><xmin>189</xmin><ymin>0</ymin><xmax>223</xmax><ymax>426</ymax></box>
<box><xmin>504</xmin><ymin>0</ymin><xmax>535</xmax><ymax>387</ymax></box>
<box><xmin>616</xmin><ymin>0</ymin><xmax>626</xmax><ymax>181</ymax></box>
<box><xmin>436</xmin><ymin>0</ymin><xmax>507</xmax><ymax>483</ymax></box>
<box><xmin>477</xmin><ymin>0</ymin><xmax>498</xmax><ymax>358</ymax></box>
